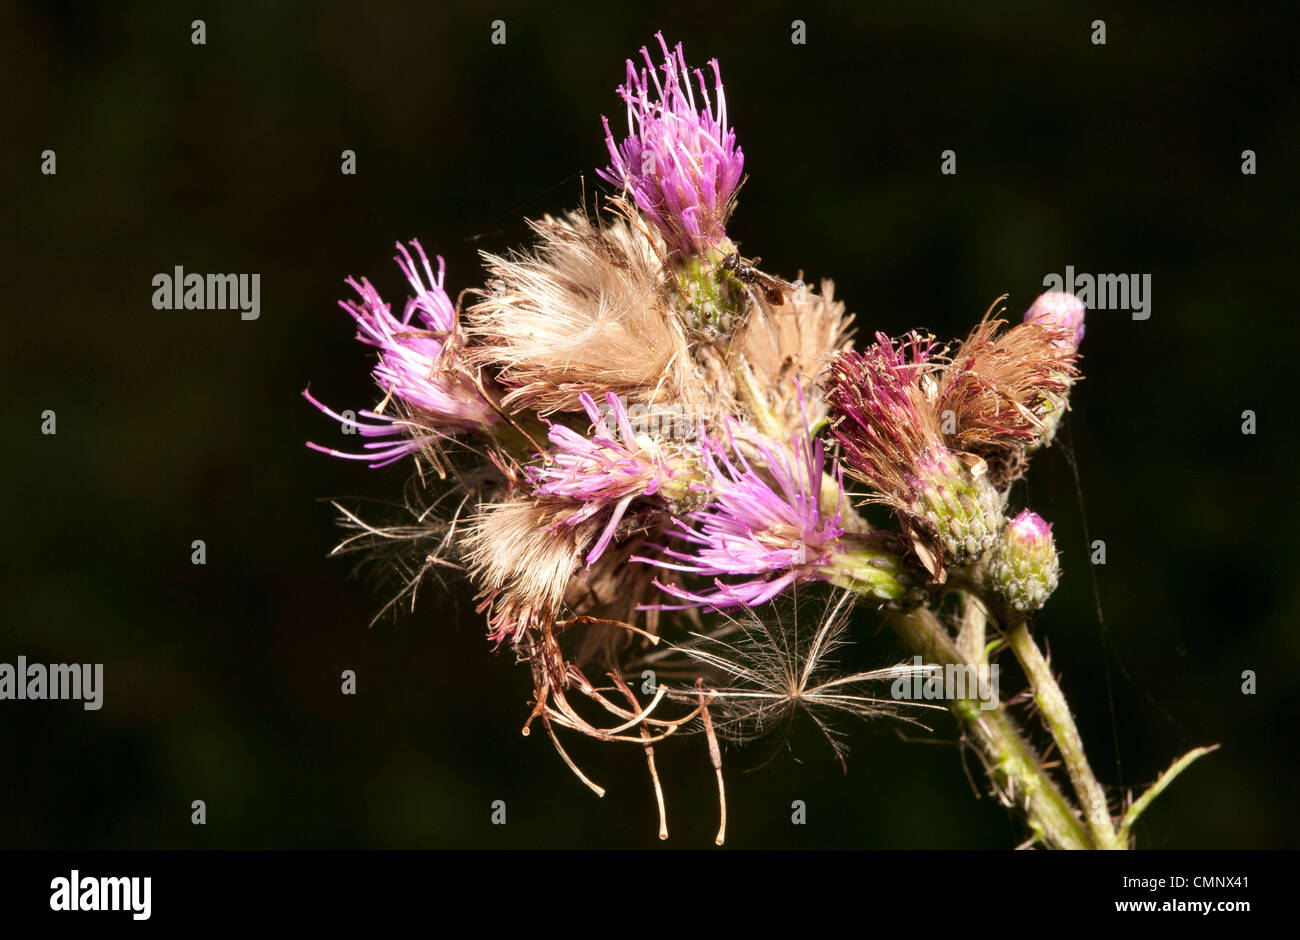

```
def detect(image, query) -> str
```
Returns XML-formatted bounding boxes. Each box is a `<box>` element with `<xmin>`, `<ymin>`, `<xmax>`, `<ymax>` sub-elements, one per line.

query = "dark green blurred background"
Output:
<box><xmin>2</xmin><ymin>1</ymin><xmax>1297</xmax><ymax>848</ymax></box>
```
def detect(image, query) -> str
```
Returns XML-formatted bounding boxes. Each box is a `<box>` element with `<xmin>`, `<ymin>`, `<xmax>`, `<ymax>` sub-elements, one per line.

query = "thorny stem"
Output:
<box><xmin>862</xmin><ymin>568</ymin><xmax>1207</xmax><ymax>848</ymax></box>
<box><xmin>948</xmin><ymin>563</ymin><xmax>1131</xmax><ymax>847</ymax></box>
<box><xmin>884</xmin><ymin>605</ymin><xmax>1094</xmax><ymax>849</ymax></box>
<box><xmin>1002</xmin><ymin>615</ymin><xmax>1123</xmax><ymax>849</ymax></box>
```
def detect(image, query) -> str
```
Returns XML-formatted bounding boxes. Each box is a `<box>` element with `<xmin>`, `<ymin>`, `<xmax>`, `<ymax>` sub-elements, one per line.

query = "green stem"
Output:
<box><xmin>1003</xmin><ymin>616</ymin><xmax>1123</xmax><ymax>849</ymax></box>
<box><xmin>885</xmin><ymin>605</ymin><xmax>1094</xmax><ymax>849</ymax></box>
<box><xmin>956</xmin><ymin>592</ymin><xmax>989</xmax><ymax>665</ymax></box>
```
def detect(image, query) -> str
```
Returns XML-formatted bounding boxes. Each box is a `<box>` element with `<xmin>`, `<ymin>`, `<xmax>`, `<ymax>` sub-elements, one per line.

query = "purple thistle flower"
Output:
<box><xmin>301</xmin><ymin>389</ymin><xmax>430</xmax><ymax>468</ymax></box>
<box><xmin>528</xmin><ymin>392</ymin><xmax>684</xmax><ymax>566</ymax></box>
<box><xmin>635</xmin><ymin>424</ymin><xmax>845</xmax><ymax>611</ymax></box>
<box><xmin>305</xmin><ymin>240</ymin><xmax>496</xmax><ymax>467</ymax></box>
<box><xmin>827</xmin><ymin>333</ymin><xmax>1003</xmax><ymax>575</ymax></box>
<box><xmin>1023</xmin><ymin>291</ymin><xmax>1086</xmax><ymax>349</ymax></box>
<box><xmin>599</xmin><ymin>33</ymin><xmax>744</xmax><ymax>258</ymax></box>
<box><xmin>826</xmin><ymin>331</ymin><xmax>941</xmax><ymax>497</ymax></box>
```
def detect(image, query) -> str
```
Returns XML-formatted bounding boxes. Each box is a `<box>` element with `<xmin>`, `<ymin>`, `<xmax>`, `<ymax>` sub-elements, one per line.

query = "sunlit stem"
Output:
<box><xmin>885</xmin><ymin>605</ymin><xmax>1094</xmax><ymax>849</ymax></box>
<box><xmin>1002</xmin><ymin>615</ymin><xmax>1123</xmax><ymax>849</ymax></box>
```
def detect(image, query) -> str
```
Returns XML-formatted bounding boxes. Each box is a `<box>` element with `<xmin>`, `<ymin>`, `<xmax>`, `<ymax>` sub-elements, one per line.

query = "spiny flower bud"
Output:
<box><xmin>904</xmin><ymin>448</ymin><xmax>1004</xmax><ymax>567</ymax></box>
<box><xmin>988</xmin><ymin>510</ymin><xmax>1060</xmax><ymax>612</ymax></box>
<box><xmin>1023</xmin><ymin>291</ymin><xmax>1086</xmax><ymax>350</ymax></box>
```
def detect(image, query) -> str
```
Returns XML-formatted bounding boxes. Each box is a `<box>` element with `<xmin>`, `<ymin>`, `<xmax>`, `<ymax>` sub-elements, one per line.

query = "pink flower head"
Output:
<box><xmin>828</xmin><ymin>332</ymin><xmax>1003</xmax><ymax>573</ymax></box>
<box><xmin>528</xmin><ymin>392</ymin><xmax>680</xmax><ymax>566</ymax></box>
<box><xmin>826</xmin><ymin>331</ymin><xmax>941</xmax><ymax>496</ymax></box>
<box><xmin>305</xmin><ymin>241</ymin><xmax>496</xmax><ymax>467</ymax></box>
<box><xmin>599</xmin><ymin>33</ymin><xmax>744</xmax><ymax>258</ymax></box>
<box><xmin>636</xmin><ymin>424</ymin><xmax>845</xmax><ymax>611</ymax></box>
<box><xmin>1023</xmin><ymin>291</ymin><xmax>1086</xmax><ymax>349</ymax></box>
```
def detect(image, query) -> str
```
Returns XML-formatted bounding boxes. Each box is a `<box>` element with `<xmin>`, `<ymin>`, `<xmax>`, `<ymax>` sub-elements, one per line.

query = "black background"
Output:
<box><xmin>2</xmin><ymin>1</ymin><xmax>1297</xmax><ymax>849</ymax></box>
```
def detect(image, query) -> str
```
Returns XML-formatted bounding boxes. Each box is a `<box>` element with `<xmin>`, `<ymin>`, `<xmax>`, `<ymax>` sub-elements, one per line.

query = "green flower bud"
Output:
<box><xmin>906</xmin><ymin>449</ymin><xmax>1004</xmax><ymax>566</ymax></box>
<box><xmin>989</xmin><ymin>510</ymin><xmax>1060</xmax><ymax>612</ymax></box>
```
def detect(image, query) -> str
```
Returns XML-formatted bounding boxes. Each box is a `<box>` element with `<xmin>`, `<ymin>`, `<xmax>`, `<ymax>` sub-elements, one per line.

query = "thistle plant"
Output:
<box><xmin>305</xmin><ymin>32</ymin><xmax>1214</xmax><ymax>847</ymax></box>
